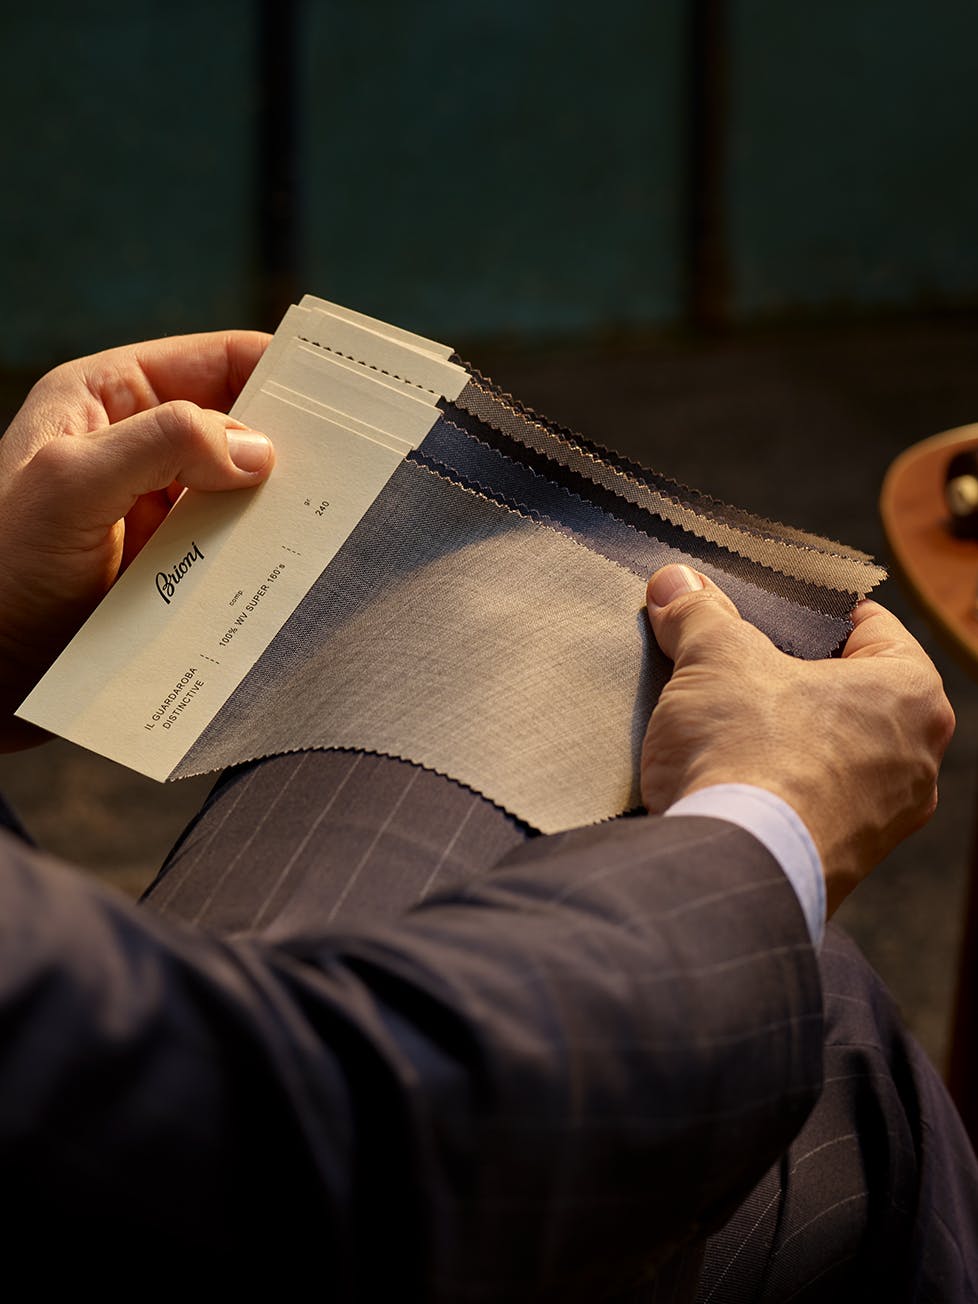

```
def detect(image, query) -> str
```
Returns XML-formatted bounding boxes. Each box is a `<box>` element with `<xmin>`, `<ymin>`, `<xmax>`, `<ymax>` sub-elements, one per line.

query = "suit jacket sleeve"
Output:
<box><xmin>0</xmin><ymin>812</ymin><xmax>822</xmax><ymax>1297</ymax></box>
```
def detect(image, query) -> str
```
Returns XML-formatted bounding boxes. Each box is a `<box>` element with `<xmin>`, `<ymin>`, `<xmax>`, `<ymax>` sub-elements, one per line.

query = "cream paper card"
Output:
<box><xmin>17</xmin><ymin>304</ymin><xmax>467</xmax><ymax>780</ymax></box>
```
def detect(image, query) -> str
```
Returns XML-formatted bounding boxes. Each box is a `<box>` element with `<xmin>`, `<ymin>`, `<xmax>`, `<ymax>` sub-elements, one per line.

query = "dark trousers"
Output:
<box><xmin>142</xmin><ymin>750</ymin><xmax>978</xmax><ymax>1302</ymax></box>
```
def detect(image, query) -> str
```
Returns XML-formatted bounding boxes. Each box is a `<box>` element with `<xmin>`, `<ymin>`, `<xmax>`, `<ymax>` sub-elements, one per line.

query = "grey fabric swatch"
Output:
<box><xmin>413</xmin><ymin>418</ymin><xmax>852</xmax><ymax>657</ymax></box>
<box><xmin>174</xmin><ymin>462</ymin><xmax>663</xmax><ymax>834</ymax></box>
<box><xmin>166</xmin><ymin>333</ymin><xmax>884</xmax><ymax>834</ymax></box>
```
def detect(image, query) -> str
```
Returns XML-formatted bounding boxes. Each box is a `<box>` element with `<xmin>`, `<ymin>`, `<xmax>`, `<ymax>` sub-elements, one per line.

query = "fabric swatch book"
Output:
<box><xmin>18</xmin><ymin>296</ymin><xmax>886</xmax><ymax>833</ymax></box>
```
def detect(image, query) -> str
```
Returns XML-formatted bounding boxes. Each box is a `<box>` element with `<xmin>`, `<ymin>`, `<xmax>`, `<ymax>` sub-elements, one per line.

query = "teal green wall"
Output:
<box><xmin>730</xmin><ymin>0</ymin><xmax>978</xmax><ymax>316</ymax></box>
<box><xmin>302</xmin><ymin>1</ymin><xmax>685</xmax><ymax>340</ymax></box>
<box><xmin>2</xmin><ymin>2</ymin><xmax>978</xmax><ymax>369</ymax></box>
<box><xmin>0</xmin><ymin>3</ymin><xmax>255</xmax><ymax>367</ymax></box>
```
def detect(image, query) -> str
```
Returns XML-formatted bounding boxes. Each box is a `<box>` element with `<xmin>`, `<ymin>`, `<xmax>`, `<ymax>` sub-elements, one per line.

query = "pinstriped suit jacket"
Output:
<box><xmin>0</xmin><ymin>805</ymin><xmax>821</xmax><ymax>1296</ymax></box>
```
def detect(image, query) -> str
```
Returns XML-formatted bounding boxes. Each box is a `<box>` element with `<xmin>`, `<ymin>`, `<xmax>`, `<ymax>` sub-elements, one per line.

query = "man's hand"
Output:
<box><xmin>0</xmin><ymin>332</ymin><xmax>274</xmax><ymax>750</ymax></box>
<box><xmin>642</xmin><ymin>563</ymin><xmax>955</xmax><ymax>914</ymax></box>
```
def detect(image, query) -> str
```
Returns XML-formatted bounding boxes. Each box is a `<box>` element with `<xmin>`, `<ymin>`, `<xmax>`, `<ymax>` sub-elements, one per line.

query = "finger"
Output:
<box><xmin>130</xmin><ymin>331</ymin><xmax>271</xmax><ymax>412</ymax></box>
<box><xmin>645</xmin><ymin>564</ymin><xmax>744</xmax><ymax>663</ymax></box>
<box><xmin>23</xmin><ymin>402</ymin><xmax>274</xmax><ymax>534</ymax></box>
<box><xmin>50</xmin><ymin>331</ymin><xmax>270</xmax><ymax>426</ymax></box>
<box><xmin>7</xmin><ymin>332</ymin><xmax>272</xmax><ymax>457</ymax></box>
<box><xmin>843</xmin><ymin>598</ymin><xmax>935</xmax><ymax>665</ymax></box>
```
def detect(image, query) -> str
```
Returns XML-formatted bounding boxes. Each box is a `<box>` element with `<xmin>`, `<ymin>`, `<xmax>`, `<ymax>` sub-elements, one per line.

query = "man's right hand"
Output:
<box><xmin>641</xmin><ymin>564</ymin><xmax>955</xmax><ymax>915</ymax></box>
<box><xmin>0</xmin><ymin>331</ymin><xmax>274</xmax><ymax>751</ymax></box>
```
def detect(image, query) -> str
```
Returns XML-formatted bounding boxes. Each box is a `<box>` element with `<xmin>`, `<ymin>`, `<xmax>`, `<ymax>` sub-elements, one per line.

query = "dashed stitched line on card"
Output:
<box><xmin>296</xmin><ymin>334</ymin><xmax>441</xmax><ymax>397</ymax></box>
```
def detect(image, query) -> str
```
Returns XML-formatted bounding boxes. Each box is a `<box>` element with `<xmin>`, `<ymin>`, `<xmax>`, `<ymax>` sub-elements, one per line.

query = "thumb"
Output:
<box><xmin>646</xmin><ymin>564</ymin><xmax>744</xmax><ymax>663</ymax></box>
<box><xmin>24</xmin><ymin>401</ymin><xmax>274</xmax><ymax>534</ymax></box>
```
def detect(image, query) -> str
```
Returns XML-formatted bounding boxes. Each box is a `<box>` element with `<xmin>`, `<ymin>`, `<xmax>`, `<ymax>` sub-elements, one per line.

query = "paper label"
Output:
<box><xmin>16</xmin><ymin>298</ymin><xmax>468</xmax><ymax>778</ymax></box>
<box><xmin>16</xmin><ymin>283</ymin><xmax>465</xmax><ymax>776</ymax></box>
<box><xmin>18</xmin><ymin>388</ymin><xmax>407</xmax><ymax>777</ymax></box>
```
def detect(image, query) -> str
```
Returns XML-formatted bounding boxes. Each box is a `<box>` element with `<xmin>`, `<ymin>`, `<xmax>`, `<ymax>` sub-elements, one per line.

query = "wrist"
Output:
<box><xmin>665</xmin><ymin>783</ymin><xmax>826</xmax><ymax>944</ymax></box>
<box><xmin>666</xmin><ymin>773</ymin><xmax>862</xmax><ymax>917</ymax></box>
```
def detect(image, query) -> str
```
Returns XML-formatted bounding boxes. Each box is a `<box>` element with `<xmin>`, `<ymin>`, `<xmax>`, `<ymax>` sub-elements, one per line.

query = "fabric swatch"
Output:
<box><xmin>168</xmin><ymin>298</ymin><xmax>883</xmax><ymax>833</ymax></box>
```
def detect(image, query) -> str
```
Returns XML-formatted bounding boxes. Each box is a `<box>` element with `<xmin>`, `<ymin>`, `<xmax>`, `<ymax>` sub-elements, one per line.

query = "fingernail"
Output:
<box><xmin>227</xmin><ymin>429</ymin><xmax>272</xmax><ymax>473</ymax></box>
<box><xmin>647</xmin><ymin>564</ymin><xmax>704</xmax><ymax>609</ymax></box>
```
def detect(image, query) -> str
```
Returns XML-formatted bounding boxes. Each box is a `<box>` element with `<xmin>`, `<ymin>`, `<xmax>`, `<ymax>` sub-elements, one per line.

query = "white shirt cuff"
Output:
<box><xmin>664</xmin><ymin>784</ymin><xmax>825</xmax><ymax>946</ymax></box>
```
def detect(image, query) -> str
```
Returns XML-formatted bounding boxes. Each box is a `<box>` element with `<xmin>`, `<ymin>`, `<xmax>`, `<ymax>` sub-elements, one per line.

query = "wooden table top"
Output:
<box><xmin>880</xmin><ymin>423</ymin><xmax>978</xmax><ymax>676</ymax></box>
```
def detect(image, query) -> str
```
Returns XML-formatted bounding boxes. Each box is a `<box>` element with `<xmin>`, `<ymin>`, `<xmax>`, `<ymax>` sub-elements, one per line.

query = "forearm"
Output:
<box><xmin>0</xmin><ymin>816</ymin><xmax>822</xmax><ymax>1295</ymax></box>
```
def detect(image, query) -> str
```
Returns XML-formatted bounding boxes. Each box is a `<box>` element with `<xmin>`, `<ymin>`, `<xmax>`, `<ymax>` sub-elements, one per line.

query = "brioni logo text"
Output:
<box><xmin>156</xmin><ymin>541</ymin><xmax>205</xmax><ymax>605</ymax></box>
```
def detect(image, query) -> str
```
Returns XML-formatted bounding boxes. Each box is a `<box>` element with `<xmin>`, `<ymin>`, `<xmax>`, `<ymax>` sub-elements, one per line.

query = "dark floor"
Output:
<box><xmin>2</xmin><ymin>311</ymin><xmax>977</xmax><ymax>1072</ymax></box>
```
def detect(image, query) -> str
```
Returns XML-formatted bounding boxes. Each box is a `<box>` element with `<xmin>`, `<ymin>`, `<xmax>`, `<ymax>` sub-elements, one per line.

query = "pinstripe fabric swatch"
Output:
<box><xmin>164</xmin><ymin>299</ymin><xmax>884</xmax><ymax>833</ymax></box>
